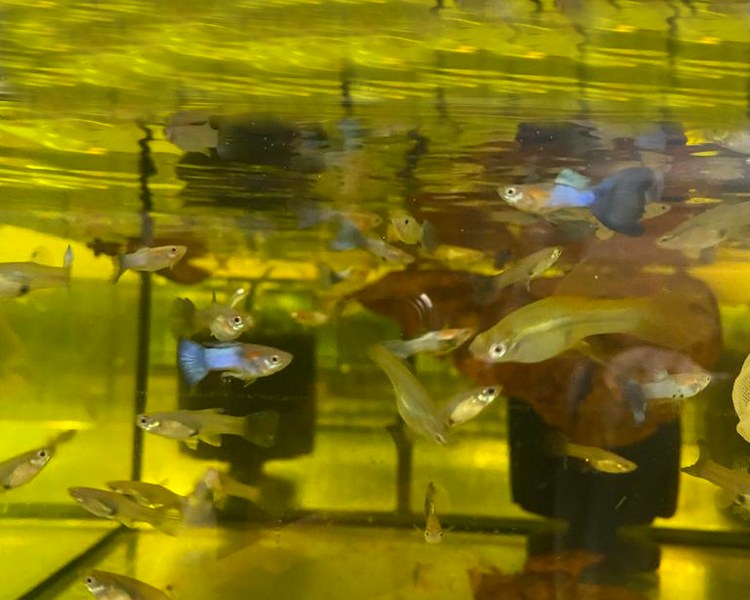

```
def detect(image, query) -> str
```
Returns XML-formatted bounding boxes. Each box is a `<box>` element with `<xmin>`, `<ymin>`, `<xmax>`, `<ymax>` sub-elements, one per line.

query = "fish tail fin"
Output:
<box><xmin>379</xmin><ymin>339</ymin><xmax>411</xmax><ymax>359</ymax></box>
<box><xmin>330</xmin><ymin>220</ymin><xmax>367</xmax><ymax>251</ymax></box>
<box><xmin>591</xmin><ymin>167</ymin><xmax>655</xmax><ymax>237</ymax></box>
<box><xmin>682</xmin><ymin>439</ymin><xmax>710</xmax><ymax>477</ymax></box>
<box><xmin>50</xmin><ymin>429</ymin><xmax>76</xmax><ymax>448</ymax></box>
<box><xmin>153</xmin><ymin>506</ymin><xmax>182</xmax><ymax>536</ymax></box>
<box><xmin>177</xmin><ymin>339</ymin><xmax>209</xmax><ymax>387</ymax></box>
<box><xmin>636</xmin><ymin>292</ymin><xmax>714</xmax><ymax>351</ymax></box>
<box><xmin>621</xmin><ymin>379</ymin><xmax>648</xmax><ymax>425</ymax></box>
<box><xmin>169</xmin><ymin>298</ymin><xmax>197</xmax><ymax>339</ymax></box>
<box><xmin>111</xmin><ymin>255</ymin><xmax>127</xmax><ymax>283</ymax></box>
<box><xmin>242</xmin><ymin>411</ymin><xmax>280</xmax><ymax>448</ymax></box>
<box><xmin>420</xmin><ymin>220</ymin><xmax>439</xmax><ymax>254</ymax></box>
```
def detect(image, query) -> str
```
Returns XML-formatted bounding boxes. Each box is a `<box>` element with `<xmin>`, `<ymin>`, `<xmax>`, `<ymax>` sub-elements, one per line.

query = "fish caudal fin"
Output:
<box><xmin>153</xmin><ymin>507</ymin><xmax>182</xmax><ymax>536</ymax></box>
<box><xmin>681</xmin><ymin>439</ymin><xmax>710</xmax><ymax>478</ymax></box>
<box><xmin>330</xmin><ymin>220</ymin><xmax>367</xmax><ymax>251</ymax></box>
<box><xmin>379</xmin><ymin>339</ymin><xmax>411</xmax><ymax>359</ymax></box>
<box><xmin>177</xmin><ymin>339</ymin><xmax>209</xmax><ymax>387</ymax></box>
<box><xmin>591</xmin><ymin>167</ymin><xmax>655</xmax><ymax>237</ymax></box>
<box><xmin>169</xmin><ymin>298</ymin><xmax>197</xmax><ymax>339</ymax></box>
<box><xmin>420</xmin><ymin>220</ymin><xmax>439</xmax><ymax>254</ymax></box>
<box><xmin>243</xmin><ymin>411</ymin><xmax>280</xmax><ymax>448</ymax></box>
<box><xmin>111</xmin><ymin>255</ymin><xmax>127</xmax><ymax>284</ymax></box>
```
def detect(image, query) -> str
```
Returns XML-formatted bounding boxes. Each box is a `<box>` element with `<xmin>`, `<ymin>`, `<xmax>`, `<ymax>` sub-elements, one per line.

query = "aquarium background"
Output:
<box><xmin>2</xmin><ymin>0</ymin><xmax>750</xmax><ymax>598</ymax></box>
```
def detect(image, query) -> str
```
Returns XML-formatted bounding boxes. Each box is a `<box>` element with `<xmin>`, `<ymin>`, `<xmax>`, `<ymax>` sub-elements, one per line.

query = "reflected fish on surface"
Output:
<box><xmin>296</xmin><ymin>200</ymin><xmax>383</xmax><ymax>231</ymax></box>
<box><xmin>177</xmin><ymin>339</ymin><xmax>292</xmax><ymax>387</ymax></box>
<box><xmin>332</xmin><ymin>220</ymin><xmax>415</xmax><ymax>265</ymax></box>
<box><xmin>106</xmin><ymin>480</ymin><xmax>185</xmax><ymax>511</ymax></box>
<box><xmin>682</xmin><ymin>441</ymin><xmax>750</xmax><ymax>497</ymax></box>
<box><xmin>170</xmin><ymin>289</ymin><xmax>253</xmax><ymax>342</ymax></box>
<box><xmin>84</xmin><ymin>569</ymin><xmax>170</xmax><ymax>600</ymax></box>
<box><xmin>137</xmin><ymin>408</ymin><xmax>280</xmax><ymax>449</ymax></box>
<box><xmin>68</xmin><ymin>487</ymin><xmax>181</xmax><ymax>535</ymax></box>
<box><xmin>441</xmin><ymin>386</ymin><xmax>500</xmax><ymax>428</ymax></box>
<box><xmin>0</xmin><ymin>245</ymin><xmax>73</xmax><ymax>298</ymax></box>
<box><xmin>731</xmin><ymin>352</ymin><xmax>750</xmax><ymax>443</ymax></box>
<box><xmin>469</xmin><ymin>294</ymin><xmax>689</xmax><ymax>364</ymax></box>
<box><xmin>0</xmin><ymin>430</ymin><xmax>74</xmax><ymax>492</ymax></box>
<box><xmin>424</xmin><ymin>481</ymin><xmax>443</xmax><ymax>544</ymax></box>
<box><xmin>369</xmin><ymin>344</ymin><xmax>449</xmax><ymax>444</ymax></box>
<box><xmin>657</xmin><ymin>202</ymin><xmax>750</xmax><ymax>257</ymax></box>
<box><xmin>387</xmin><ymin>210</ymin><xmax>439</xmax><ymax>253</ymax></box>
<box><xmin>112</xmin><ymin>245</ymin><xmax>187</xmax><ymax>283</ymax></box>
<box><xmin>165</xmin><ymin>111</ymin><xmax>219</xmax><ymax>155</ymax></box>
<box><xmin>380</xmin><ymin>327</ymin><xmax>476</xmax><ymax>359</ymax></box>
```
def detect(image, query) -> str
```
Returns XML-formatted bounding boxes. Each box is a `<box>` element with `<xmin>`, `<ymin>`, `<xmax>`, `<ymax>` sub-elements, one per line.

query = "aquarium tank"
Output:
<box><xmin>3</xmin><ymin>0</ymin><xmax>750</xmax><ymax>598</ymax></box>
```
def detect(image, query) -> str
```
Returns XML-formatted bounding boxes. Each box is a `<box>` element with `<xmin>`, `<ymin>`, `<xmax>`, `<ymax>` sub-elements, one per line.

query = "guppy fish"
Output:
<box><xmin>657</xmin><ymin>201</ymin><xmax>750</xmax><ymax>258</ymax></box>
<box><xmin>441</xmin><ymin>386</ymin><xmax>501</xmax><ymax>428</ymax></box>
<box><xmin>550</xmin><ymin>437</ymin><xmax>638</xmax><ymax>474</ymax></box>
<box><xmin>137</xmin><ymin>408</ymin><xmax>280</xmax><ymax>449</ymax></box>
<box><xmin>170</xmin><ymin>289</ymin><xmax>253</xmax><ymax>342</ymax></box>
<box><xmin>369</xmin><ymin>344</ymin><xmax>449</xmax><ymax>444</ymax></box>
<box><xmin>471</xmin><ymin>246</ymin><xmax>562</xmax><ymax>303</ymax></box>
<box><xmin>197</xmin><ymin>467</ymin><xmax>261</xmax><ymax>507</ymax></box>
<box><xmin>731</xmin><ymin>351</ymin><xmax>750</xmax><ymax>443</ymax></box>
<box><xmin>682</xmin><ymin>441</ymin><xmax>750</xmax><ymax>498</ymax></box>
<box><xmin>380</xmin><ymin>328</ymin><xmax>476</xmax><ymax>359</ymax></box>
<box><xmin>68</xmin><ymin>487</ymin><xmax>181</xmax><ymax>535</ymax></box>
<box><xmin>0</xmin><ymin>430</ymin><xmax>74</xmax><ymax>491</ymax></box>
<box><xmin>332</xmin><ymin>220</ymin><xmax>415</xmax><ymax>265</ymax></box>
<box><xmin>106</xmin><ymin>481</ymin><xmax>185</xmax><ymax>511</ymax></box>
<box><xmin>177</xmin><ymin>339</ymin><xmax>292</xmax><ymax>387</ymax></box>
<box><xmin>387</xmin><ymin>210</ymin><xmax>439</xmax><ymax>253</ymax></box>
<box><xmin>84</xmin><ymin>569</ymin><xmax>170</xmax><ymax>600</ymax></box>
<box><xmin>0</xmin><ymin>245</ymin><xmax>73</xmax><ymax>298</ymax></box>
<box><xmin>469</xmin><ymin>294</ymin><xmax>686</xmax><ymax>364</ymax></box>
<box><xmin>112</xmin><ymin>245</ymin><xmax>187</xmax><ymax>283</ymax></box>
<box><xmin>424</xmin><ymin>481</ymin><xmax>443</xmax><ymax>544</ymax></box>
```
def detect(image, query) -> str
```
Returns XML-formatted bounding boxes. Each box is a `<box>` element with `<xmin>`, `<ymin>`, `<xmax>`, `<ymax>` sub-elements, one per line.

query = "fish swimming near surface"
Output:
<box><xmin>177</xmin><ymin>339</ymin><xmax>292</xmax><ymax>387</ymax></box>
<box><xmin>332</xmin><ymin>220</ymin><xmax>415</xmax><ymax>265</ymax></box>
<box><xmin>682</xmin><ymin>440</ymin><xmax>750</xmax><ymax>498</ymax></box>
<box><xmin>295</xmin><ymin>200</ymin><xmax>382</xmax><ymax>231</ymax></box>
<box><xmin>112</xmin><ymin>245</ymin><xmax>187</xmax><ymax>283</ymax></box>
<box><xmin>423</xmin><ymin>481</ymin><xmax>443</xmax><ymax>544</ymax></box>
<box><xmin>0</xmin><ymin>245</ymin><xmax>73</xmax><ymax>298</ymax></box>
<box><xmin>731</xmin><ymin>352</ymin><xmax>750</xmax><ymax>443</ymax></box>
<box><xmin>83</xmin><ymin>569</ymin><xmax>170</xmax><ymax>600</ymax></box>
<box><xmin>387</xmin><ymin>210</ymin><xmax>439</xmax><ymax>254</ymax></box>
<box><xmin>469</xmin><ymin>293</ymin><xmax>701</xmax><ymax>365</ymax></box>
<box><xmin>547</xmin><ymin>434</ymin><xmax>638</xmax><ymax>474</ymax></box>
<box><xmin>106</xmin><ymin>480</ymin><xmax>185</xmax><ymax>511</ymax></box>
<box><xmin>170</xmin><ymin>289</ymin><xmax>253</xmax><ymax>342</ymax></box>
<box><xmin>657</xmin><ymin>201</ymin><xmax>750</xmax><ymax>258</ymax></box>
<box><xmin>441</xmin><ymin>386</ymin><xmax>500</xmax><ymax>428</ymax></box>
<box><xmin>137</xmin><ymin>408</ymin><xmax>280</xmax><ymax>449</ymax></box>
<box><xmin>0</xmin><ymin>430</ymin><xmax>75</xmax><ymax>492</ymax></box>
<box><xmin>68</xmin><ymin>487</ymin><xmax>181</xmax><ymax>535</ymax></box>
<box><xmin>380</xmin><ymin>328</ymin><xmax>476</xmax><ymax>359</ymax></box>
<box><xmin>369</xmin><ymin>344</ymin><xmax>449</xmax><ymax>444</ymax></box>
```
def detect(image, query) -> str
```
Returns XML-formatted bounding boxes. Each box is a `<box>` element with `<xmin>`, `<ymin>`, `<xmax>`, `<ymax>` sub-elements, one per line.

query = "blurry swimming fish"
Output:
<box><xmin>471</xmin><ymin>246</ymin><xmax>562</xmax><ymax>303</ymax></box>
<box><xmin>177</xmin><ymin>339</ymin><xmax>292</xmax><ymax>387</ymax></box>
<box><xmin>296</xmin><ymin>200</ymin><xmax>382</xmax><ymax>231</ymax></box>
<box><xmin>548</xmin><ymin>435</ymin><xmax>638</xmax><ymax>474</ymax></box>
<box><xmin>657</xmin><ymin>202</ymin><xmax>750</xmax><ymax>257</ymax></box>
<box><xmin>682</xmin><ymin>441</ymin><xmax>750</xmax><ymax>497</ymax></box>
<box><xmin>426</xmin><ymin>244</ymin><xmax>487</xmax><ymax>270</ymax></box>
<box><xmin>137</xmin><ymin>408</ymin><xmax>280</xmax><ymax>449</ymax></box>
<box><xmin>0</xmin><ymin>245</ymin><xmax>73</xmax><ymax>298</ymax></box>
<box><xmin>387</xmin><ymin>210</ymin><xmax>439</xmax><ymax>253</ymax></box>
<box><xmin>424</xmin><ymin>481</ymin><xmax>443</xmax><ymax>544</ymax></box>
<box><xmin>380</xmin><ymin>328</ymin><xmax>476</xmax><ymax>359</ymax></box>
<box><xmin>731</xmin><ymin>352</ymin><xmax>750</xmax><ymax>443</ymax></box>
<box><xmin>170</xmin><ymin>289</ymin><xmax>253</xmax><ymax>342</ymax></box>
<box><xmin>441</xmin><ymin>386</ymin><xmax>500</xmax><ymax>428</ymax></box>
<box><xmin>0</xmin><ymin>430</ymin><xmax>74</xmax><ymax>492</ymax></box>
<box><xmin>369</xmin><ymin>344</ymin><xmax>449</xmax><ymax>444</ymax></box>
<box><xmin>106</xmin><ymin>480</ymin><xmax>185</xmax><ymax>511</ymax></box>
<box><xmin>84</xmin><ymin>569</ymin><xmax>170</xmax><ymax>600</ymax></box>
<box><xmin>469</xmin><ymin>293</ymin><xmax>695</xmax><ymax>364</ymax></box>
<box><xmin>332</xmin><ymin>221</ymin><xmax>415</xmax><ymax>265</ymax></box>
<box><xmin>112</xmin><ymin>245</ymin><xmax>187</xmax><ymax>283</ymax></box>
<box><xmin>289</xmin><ymin>309</ymin><xmax>330</xmax><ymax>328</ymax></box>
<box><xmin>68</xmin><ymin>486</ymin><xmax>181</xmax><ymax>535</ymax></box>
<box><xmin>197</xmin><ymin>467</ymin><xmax>261</xmax><ymax>508</ymax></box>
<box><xmin>165</xmin><ymin>111</ymin><xmax>218</xmax><ymax>155</ymax></box>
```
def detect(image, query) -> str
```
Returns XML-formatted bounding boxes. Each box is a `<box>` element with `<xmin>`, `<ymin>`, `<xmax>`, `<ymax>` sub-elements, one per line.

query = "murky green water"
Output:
<box><xmin>4</xmin><ymin>1</ymin><xmax>750</xmax><ymax>599</ymax></box>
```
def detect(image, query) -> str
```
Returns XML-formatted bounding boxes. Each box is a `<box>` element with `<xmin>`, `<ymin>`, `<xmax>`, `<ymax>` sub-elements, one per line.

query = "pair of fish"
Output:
<box><xmin>69</xmin><ymin>485</ymin><xmax>182</xmax><ymax>535</ymax></box>
<box><xmin>603</xmin><ymin>346</ymin><xmax>712</xmax><ymax>424</ymax></box>
<box><xmin>469</xmin><ymin>292</ymin><xmax>695</xmax><ymax>365</ymax></box>
<box><xmin>0</xmin><ymin>430</ymin><xmax>75</xmax><ymax>491</ymax></box>
<box><xmin>547</xmin><ymin>434</ymin><xmax>638</xmax><ymax>474</ymax></box>
<box><xmin>0</xmin><ymin>245</ymin><xmax>73</xmax><ymax>298</ymax></box>
<box><xmin>137</xmin><ymin>408</ymin><xmax>280</xmax><ymax>450</ymax></box>
<box><xmin>170</xmin><ymin>288</ymin><xmax>253</xmax><ymax>342</ymax></box>
<box><xmin>369</xmin><ymin>344</ymin><xmax>500</xmax><ymax>443</ymax></box>
<box><xmin>177</xmin><ymin>339</ymin><xmax>292</xmax><ymax>387</ymax></box>
<box><xmin>112</xmin><ymin>245</ymin><xmax>187</xmax><ymax>283</ymax></box>
<box><xmin>84</xmin><ymin>570</ymin><xmax>170</xmax><ymax>600</ymax></box>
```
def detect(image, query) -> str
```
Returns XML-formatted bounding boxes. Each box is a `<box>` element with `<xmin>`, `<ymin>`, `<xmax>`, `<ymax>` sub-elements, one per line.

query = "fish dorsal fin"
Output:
<box><xmin>196</xmin><ymin>408</ymin><xmax>225</xmax><ymax>415</ymax></box>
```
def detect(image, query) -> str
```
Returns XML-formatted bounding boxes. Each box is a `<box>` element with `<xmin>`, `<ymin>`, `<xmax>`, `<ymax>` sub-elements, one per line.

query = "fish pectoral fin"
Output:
<box><xmin>184</xmin><ymin>438</ymin><xmax>200</xmax><ymax>450</ymax></box>
<box><xmin>242</xmin><ymin>377</ymin><xmax>257</xmax><ymax>388</ymax></box>
<box><xmin>201</xmin><ymin>434</ymin><xmax>223</xmax><ymax>447</ymax></box>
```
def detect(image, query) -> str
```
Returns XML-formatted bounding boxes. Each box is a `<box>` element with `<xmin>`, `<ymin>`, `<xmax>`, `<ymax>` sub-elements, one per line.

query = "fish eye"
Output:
<box><xmin>138</xmin><ymin>415</ymin><xmax>149</xmax><ymax>426</ymax></box>
<box><xmin>485</xmin><ymin>387</ymin><xmax>496</xmax><ymax>396</ymax></box>
<box><xmin>505</xmin><ymin>187</ymin><xmax>516</xmax><ymax>195</ymax></box>
<box><xmin>490</xmin><ymin>343</ymin><xmax>506</xmax><ymax>359</ymax></box>
<box><xmin>37</xmin><ymin>450</ymin><xmax>48</xmax><ymax>458</ymax></box>
<box><xmin>270</xmin><ymin>355</ymin><xmax>280</xmax><ymax>364</ymax></box>
<box><xmin>403</xmin><ymin>218</ymin><xmax>410</xmax><ymax>225</ymax></box>
<box><xmin>232</xmin><ymin>316</ymin><xmax>243</xmax><ymax>325</ymax></box>
<box><xmin>85</xmin><ymin>576</ymin><xmax>94</xmax><ymax>584</ymax></box>
<box><xmin>170</xmin><ymin>246</ymin><xmax>178</xmax><ymax>254</ymax></box>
